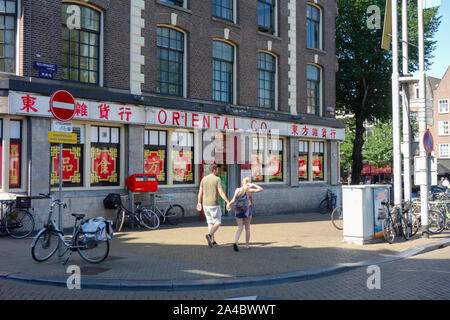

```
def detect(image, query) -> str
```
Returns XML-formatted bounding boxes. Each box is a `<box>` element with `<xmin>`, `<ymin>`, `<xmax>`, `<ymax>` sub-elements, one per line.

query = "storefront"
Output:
<box><xmin>1</xmin><ymin>90</ymin><xmax>345</xmax><ymax>227</ymax></box>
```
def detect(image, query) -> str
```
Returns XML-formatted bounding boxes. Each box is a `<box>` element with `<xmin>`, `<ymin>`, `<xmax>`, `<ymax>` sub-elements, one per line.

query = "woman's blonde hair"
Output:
<box><xmin>240</xmin><ymin>177</ymin><xmax>251</xmax><ymax>195</ymax></box>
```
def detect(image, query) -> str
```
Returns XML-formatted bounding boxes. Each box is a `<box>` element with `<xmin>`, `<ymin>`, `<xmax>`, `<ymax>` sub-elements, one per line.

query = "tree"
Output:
<box><xmin>336</xmin><ymin>0</ymin><xmax>441</xmax><ymax>184</ymax></box>
<box><xmin>363</xmin><ymin>121</ymin><xmax>393</xmax><ymax>169</ymax></box>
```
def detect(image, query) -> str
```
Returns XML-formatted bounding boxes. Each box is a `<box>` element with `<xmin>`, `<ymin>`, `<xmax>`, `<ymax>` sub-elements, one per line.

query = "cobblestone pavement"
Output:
<box><xmin>0</xmin><ymin>212</ymin><xmax>448</xmax><ymax>294</ymax></box>
<box><xmin>1</xmin><ymin>244</ymin><xmax>449</xmax><ymax>300</ymax></box>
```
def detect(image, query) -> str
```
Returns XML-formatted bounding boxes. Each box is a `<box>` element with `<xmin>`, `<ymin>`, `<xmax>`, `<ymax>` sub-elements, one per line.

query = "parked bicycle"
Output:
<box><xmin>0</xmin><ymin>197</ymin><xmax>35</xmax><ymax>239</ymax></box>
<box><xmin>407</xmin><ymin>199</ymin><xmax>446</xmax><ymax>235</ymax></box>
<box><xmin>380</xmin><ymin>201</ymin><xmax>410</xmax><ymax>244</ymax></box>
<box><xmin>31</xmin><ymin>193</ymin><xmax>110</xmax><ymax>264</ymax></box>
<box><xmin>318</xmin><ymin>189</ymin><xmax>337</xmax><ymax>215</ymax></box>
<box><xmin>150</xmin><ymin>194</ymin><xmax>185</xmax><ymax>226</ymax></box>
<box><xmin>114</xmin><ymin>197</ymin><xmax>160</xmax><ymax>232</ymax></box>
<box><xmin>331</xmin><ymin>205</ymin><xmax>343</xmax><ymax>230</ymax></box>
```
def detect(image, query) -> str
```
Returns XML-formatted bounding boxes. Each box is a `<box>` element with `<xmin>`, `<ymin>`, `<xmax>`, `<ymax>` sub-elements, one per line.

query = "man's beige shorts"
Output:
<box><xmin>203</xmin><ymin>205</ymin><xmax>222</xmax><ymax>225</ymax></box>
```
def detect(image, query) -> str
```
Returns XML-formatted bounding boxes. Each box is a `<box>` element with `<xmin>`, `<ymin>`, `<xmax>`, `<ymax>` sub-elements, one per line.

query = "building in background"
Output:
<box><xmin>0</xmin><ymin>0</ymin><xmax>344</xmax><ymax>227</ymax></box>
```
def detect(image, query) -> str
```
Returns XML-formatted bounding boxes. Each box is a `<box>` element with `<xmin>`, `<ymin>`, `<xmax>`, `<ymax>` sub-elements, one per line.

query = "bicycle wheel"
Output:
<box><xmin>399</xmin><ymin>216</ymin><xmax>411</xmax><ymax>240</ymax></box>
<box><xmin>31</xmin><ymin>228</ymin><xmax>59</xmax><ymax>262</ymax></box>
<box><xmin>331</xmin><ymin>205</ymin><xmax>343</xmax><ymax>230</ymax></box>
<box><xmin>5</xmin><ymin>209</ymin><xmax>35</xmax><ymax>239</ymax></box>
<box><xmin>409</xmin><ymin>214</ymin><xmax>420</xmax><ymax>237</ymax></box>
<box><xmin>165</xmin><ymin>204</ymin><xmax>185</xmax><ymax>225</ymax></box>
<box><xmin>318</xmin><ymin>199</ymin><xmax>328</xmax><ymax>214</ymax></box>
<box><xmin>114</xmin><ymin>208</ymin><xmax>125</xmax><ymax>232</ymax></box>
<box><xmin>382</xmin><ymin>217</ymin><xmax>395</xmax><ymax>244</ymax></box>
<box><xmin>140</xmin><ymin>208</ymin><xmax>160</xmax><ymax>230</ymax></box>
<box><xmin>428</xmin><ymin>210</ymin><xmax>445</xmax><ymax>234</ymax></box>
<box><xmin>75</xmin><ymin>231</ymin><xmax>109</xmax><ymax>264</ymax></box>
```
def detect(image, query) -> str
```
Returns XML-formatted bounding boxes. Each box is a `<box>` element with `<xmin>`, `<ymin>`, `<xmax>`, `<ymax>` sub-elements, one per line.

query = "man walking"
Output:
<box><xmin>197</xmin><ymin>164</ymin><xmax>230</xmax><ymax>248</ymax></box>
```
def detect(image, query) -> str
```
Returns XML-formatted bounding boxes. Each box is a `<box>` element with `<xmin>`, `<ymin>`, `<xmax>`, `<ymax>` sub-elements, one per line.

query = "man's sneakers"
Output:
<box><xmin>206</xmin><ymin>234</ymin><xmax>213</xmax><ymax>248</ymax></box>
<box><xmin>233</xmin><ymin>243</ymin><xmax>239</xmax><ymax>252</ymax></box>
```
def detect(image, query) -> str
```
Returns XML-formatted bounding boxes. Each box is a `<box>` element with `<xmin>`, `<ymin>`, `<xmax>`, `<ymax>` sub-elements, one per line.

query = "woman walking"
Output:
<box><xmin>227</xmin><ymin>177</ymin><xmax>263</xmax><ymax>251</ymax></box>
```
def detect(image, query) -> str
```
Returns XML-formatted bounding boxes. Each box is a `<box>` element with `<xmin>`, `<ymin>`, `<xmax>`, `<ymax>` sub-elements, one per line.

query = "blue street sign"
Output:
<box><xmin>423</xmin><ymin>130</ymin><xmax>433</xmax><ymax>153</ymax></box>
<box><xmin>34</xmin><ymin>61</ymin><xmax>57</xmax><ymax>72</ymax></box>
<box><xmin>39</xmin><ymin>70</ymin><xmax>54</xmax><ymax>79</ymax></box>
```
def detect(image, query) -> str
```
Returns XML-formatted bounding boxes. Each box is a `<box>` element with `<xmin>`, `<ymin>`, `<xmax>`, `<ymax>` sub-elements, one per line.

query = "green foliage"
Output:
<box><xmin>340</xmin><ymin>119</ymin><xmax>355</xmax><ymax>171</ymax></box>
<box><xmin>363</xmin><ymin>121</ymin><xmax>393</xmax><ymax>168</ymax></box>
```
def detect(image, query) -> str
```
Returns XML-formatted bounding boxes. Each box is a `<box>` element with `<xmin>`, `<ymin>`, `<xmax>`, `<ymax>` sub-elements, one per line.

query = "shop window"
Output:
<box><xmin>251</xmin><ymin>136</ymin><xmax>264</xmax><ymax>182</ymax></box>
<box><xmin>172</xmin><ymin>130</ymin><xmax>194</xmax><ymax>184</ymax></box>
<box><xmin>312</xmin><ymin>141</ymin><xmax>324</xmax><ymax>181</ymax></box>
<box><xmin>90</xmin><ymin>126</ymin><xmax>120</xmax><ymax>186</ymax></box>
<box><xmin>160</xmin><ymin>0</ymin><xmax>185</xmax><ymax>8</ymax></box>
<box><xmin>144</xmin><ymin>129</ymin><xmax>167</xmax><ymax>184</ymax></box>
<box><xmin>298</xmin><ymin>140</ymin><xmax>309</xmax><ymax>181</ymax></box>
<box><xmin>50</xmin><ymin>125</ymin><xmax>84</xmax><ymax>188</ymax></box>
<box><xmin>268</xmin><ymin>138</ymin><xmax>283</xmax><ymax>182</ymax></box>
<box><xmin>62</xmin><ymin>3</ymin><xmax>101</xmax><ymax>84</ymax></box>
<box><xmin>9</xmin><ymin>119</ymin><xmax>21</xmax><ymax>188</ymax></box>
<box><xmin>0</xmin><ymin>0</ymin><xmax>16</xmax><ymax>73</ymax></box>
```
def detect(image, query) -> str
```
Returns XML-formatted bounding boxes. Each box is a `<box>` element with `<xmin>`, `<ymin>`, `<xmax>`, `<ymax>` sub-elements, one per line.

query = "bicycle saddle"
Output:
<box><xmin>72</xmin><ymin>213</ymin><xmax>86</xmax><ymax>220</ymax></box>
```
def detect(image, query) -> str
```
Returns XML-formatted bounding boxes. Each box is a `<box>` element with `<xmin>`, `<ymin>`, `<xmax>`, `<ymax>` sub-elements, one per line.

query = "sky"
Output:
<box><xmin>426</xmin><ymin>0</ymin><xmax>450</xmax><ymax>79</ymax></box>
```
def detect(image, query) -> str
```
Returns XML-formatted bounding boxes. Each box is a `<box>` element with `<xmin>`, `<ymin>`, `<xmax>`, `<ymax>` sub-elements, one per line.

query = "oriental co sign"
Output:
<box><xmin>8</xmin><ymin>91</ymin><xmax>345</xmax><ymax>141</ymax></box>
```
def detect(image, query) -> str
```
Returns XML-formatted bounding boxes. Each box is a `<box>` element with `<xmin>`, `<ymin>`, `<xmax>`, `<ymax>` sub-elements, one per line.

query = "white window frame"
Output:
<box><xmin>438</xmin><ymin>99</ymin><xmax>449</xmax><ymax>114</ymax></box>
<box><xmin>50</xmin><ymin>121</ymin><xmax>125</xmax><ymax>191</ymax></box>
<box><xmin>145</xmin><ymin>127</ymin><xmax>199</xmax><ymax>188</ymax></box>
<box><xmin>251</xmin><ymin>135</ymin><xmax>286</xmax><ymax>184</ymax></box>
<box><xmin>0</xmin><ymin>116</ymin><xmax>28</xmax><ymax>194</ymax></box>
<box><xmin>439</xmin><ymin>120</ymin><xmax>449</xmax><ymax>136</ymax></box>
<box><xmin>298</xmin><ymin>139</ymin><xmax>327</xmax><ymax>183</ymax></box>
<box><xmin>439</xmin><ymin>143</ymin><xmax>450</xmax><ymax>158</ymax></box>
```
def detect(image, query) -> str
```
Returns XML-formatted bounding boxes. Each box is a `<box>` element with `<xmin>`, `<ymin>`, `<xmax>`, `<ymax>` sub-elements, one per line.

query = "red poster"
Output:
<box><xmin>50</xmin><ymin>146</ymin><xmax>82</xmax><ymax>185</ymax></box>
<box><xmin>91</xmin><ymin>147</ymin><xmax>118</xmax><ymax>183</ymax></box>
<box><xmin>173</xmin><ymin>150</ymin><xmax>193</xmax><ymax>182</ymax></box>
<box><xmin>298</xmin><ymin>155</ymin><xmax>308</xmax><ymax>180</ymax></box>
<box><xmin>144</xmin><ymin>149</ymin><xmax>166</xmax><ymax>182</ymax></box>
<box><xmin>251</xmin><ymin>153</ymin><xmax>263</xmax><ymax>181</ymax></box>
<box><xmin>9</xmin><ymin>143</ymin><xmax>20</xmax><ymax>187</ymax></box>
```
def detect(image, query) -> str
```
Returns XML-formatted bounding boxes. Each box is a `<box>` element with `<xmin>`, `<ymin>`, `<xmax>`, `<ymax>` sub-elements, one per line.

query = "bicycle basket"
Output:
<box><xmin>15</xmin><ymin>196</ymin><xmax>31</xmax><ymax>209</ymax></box>
<box><xmin>103</xmin><ymin>193</ymin><xmax>122</xmax><ymax>209</ymax></box>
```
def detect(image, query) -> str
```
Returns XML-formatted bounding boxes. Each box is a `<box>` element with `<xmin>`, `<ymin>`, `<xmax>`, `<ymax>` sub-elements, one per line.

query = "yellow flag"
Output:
<box><xmin>381</xmin><ymin>0</ymin><xmax>392</xmax><ymax>51</ymax></box>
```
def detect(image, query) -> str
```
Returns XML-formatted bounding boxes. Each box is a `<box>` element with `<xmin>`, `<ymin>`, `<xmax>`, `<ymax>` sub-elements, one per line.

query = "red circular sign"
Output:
<box><xmin>49</xmin><ymin>90</ymin><xmax>76</xmax><ymax>121</ymax></box>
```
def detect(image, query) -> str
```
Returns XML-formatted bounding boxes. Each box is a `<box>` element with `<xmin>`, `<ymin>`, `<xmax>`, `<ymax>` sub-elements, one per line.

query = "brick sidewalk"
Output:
<box><xmin>0</xmin><ymin>213</ymin><xmax>448</xmax><ymax>284</ymax></box>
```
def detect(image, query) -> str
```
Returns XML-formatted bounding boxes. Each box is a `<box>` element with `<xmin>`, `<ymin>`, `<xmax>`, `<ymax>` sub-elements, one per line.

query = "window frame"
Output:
<box><xmin>438</xmin><ymin>99</ymin><xmax>449</xmax><ymax>114</ymax></box>
<box><xmin>258</xmin><ymin>51</ymin><xmax>278</xmax><ymax>110</ymax></box>
<box><xmin>212</xmin><ymin>0</ymin><xmax>235</xmax><ymax>23</ymax></box>
<box><xmin>306</xmin><ymin>3</ymin><xmax>322</xmax><ymax>50</ymax></box>
<box><xmin>298</xmin><ymin>139</ymin><xmax>327</xmax><ymax>183</ymax></box>
<box><xmin>212</xmin><ymin>40</ymin><xmax>236</xmax><ymax>104</ymax></box>
<box><xmin>439</xmin><ymin>120</ymin><xmax>449</xmax><ymax>136</ymax></box>
<box><xmin>306</xmin><ymin>63</ymin><xmax>322</xmax><ymax>116</ymax></box>
<box><xmin>258</xmin><ymin>0</ymin><xmax>277</xmax><ymax>36</ymax></box>
<box><xmin>439</xmin><ymin>143</ymin><xmax>450</xmax><ymax>158</ymax></box>
<box><xmin>0</xmin><ymin>117</ymin><xmax>27</xmax><ymax>193</ymax></box>
<box><xmin>251</xmin><ymin>135</ymin><xmax>286</xmax><ymax>184</ymax></box>
<box><xmin>144</xmin><ymin>129</ymin><xmax>168</xmax><ymax>185</ymax></box>
<box><xmin>0</xmin><ymin>0</ymin><xmax>17</xmax><ymax>74</ymax></box>
<box><xmin>156</xmin><ymin>26</ymin><xmax>186</xmax><ymax>98</ymax></box>
<box><xmin>61</xmin><ymin>2</ymin><xmax>103</xmax><ymax>86</ymax></box>
<box><xmin>158</xmin><ymin>0</ymin><xmax>186</xmax><ymax>9</ymax></box>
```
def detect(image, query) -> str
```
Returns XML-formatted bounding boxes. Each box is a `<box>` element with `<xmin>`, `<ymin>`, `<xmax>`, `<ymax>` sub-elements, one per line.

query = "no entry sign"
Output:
<box><xmin>49</xmin><ymin>90</ymin><xmax>76</xmax><ymax>121</ymax></box>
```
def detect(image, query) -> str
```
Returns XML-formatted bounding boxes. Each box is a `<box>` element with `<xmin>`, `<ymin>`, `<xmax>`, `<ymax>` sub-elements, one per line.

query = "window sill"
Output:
<box><xmin>211</xmin><ymin>16</ymin><xmax>241</xmax><ymax>29</ymax></box>
<box><xmin>306</xmin><ymin>47</ymin><xmax>327</xmax><ymax>55</ymax></box>
<box><xmin>257</xmin><ymin>31</ymin><xmax>282</xmax><ymax>41</ymax></box>
<box><xmin>155</xmin><ymin>1</ymin><xmax>192</xmax><ymax>14</ymax></box>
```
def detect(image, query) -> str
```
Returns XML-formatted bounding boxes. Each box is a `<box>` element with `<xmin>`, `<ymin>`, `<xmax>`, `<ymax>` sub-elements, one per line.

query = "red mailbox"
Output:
<box><xmin>125</xmin><ymin>174</ymin><xmax>158</xmax><ymax>192</ymax></box>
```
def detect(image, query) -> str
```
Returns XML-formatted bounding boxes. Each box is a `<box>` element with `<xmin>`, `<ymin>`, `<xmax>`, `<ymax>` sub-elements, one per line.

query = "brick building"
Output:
<box><xmin>0</xmin><ymin>0</ymin><xmax>344</xmax><ymax>227</ymax></box>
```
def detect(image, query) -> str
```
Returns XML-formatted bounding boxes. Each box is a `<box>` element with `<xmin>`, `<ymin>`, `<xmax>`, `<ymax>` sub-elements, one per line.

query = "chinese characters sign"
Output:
<box><xmin>50</xmin><ymin>145</ymin><xmax>82</xmax><ymax>186</ymax></box>
<box><xmin>312</xmin><ymin>155</ymin><xmax>324</xmax><ymax>180</ymax></box>
<box><xmin>173</xmin><ymin>150</ymin><xmax>193</xmax><ymax>183</ymax></box>
<box><xmin>9</xmin><ymin>143</ymin><xmax>20</xmax><ymax>187</ymax></box>
<box><xmin>144</xmin><ymin>149</ymin><xmax>166</xmax><ymax>183</ymax></box>
<box><xmin>91</xmin><ymin>147</ymin><xmax>119</xmax><ymax>185</ymax></box>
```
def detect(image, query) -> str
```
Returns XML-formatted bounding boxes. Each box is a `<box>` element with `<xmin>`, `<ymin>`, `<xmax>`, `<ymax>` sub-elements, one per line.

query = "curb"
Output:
<box><xmin>2</xmin><ymin>239</ymin><xmax>449</xmax><ymax>291</ymax></box>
